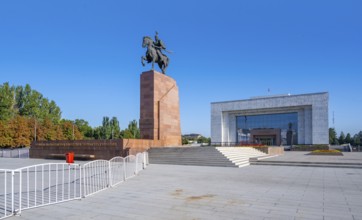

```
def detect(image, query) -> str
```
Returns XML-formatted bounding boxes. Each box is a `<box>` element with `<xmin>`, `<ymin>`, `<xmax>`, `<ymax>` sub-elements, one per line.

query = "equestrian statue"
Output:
<box><xmin>141</xmin><ymin>31</ymin><xmax>171</xmax><ymax>74</ymax></box>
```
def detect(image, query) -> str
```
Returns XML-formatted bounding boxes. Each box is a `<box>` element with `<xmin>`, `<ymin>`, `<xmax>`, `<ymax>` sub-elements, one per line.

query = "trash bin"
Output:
<box><xmin>65</xmin><ymin>152</ymin><xmax>74</xmax><ymax>163</ymax></box>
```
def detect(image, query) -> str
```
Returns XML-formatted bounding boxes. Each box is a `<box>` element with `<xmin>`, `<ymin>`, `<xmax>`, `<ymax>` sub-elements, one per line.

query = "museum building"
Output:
<box><xmin>211</xmin><ymin>92</ymin><xmax>329</xmax><ymax>146</ymax></box>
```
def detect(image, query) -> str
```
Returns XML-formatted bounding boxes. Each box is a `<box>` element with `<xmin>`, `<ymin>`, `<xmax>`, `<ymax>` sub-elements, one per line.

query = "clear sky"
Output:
<box><xmin>0</xmin><ymin>0</ymin><xmax>361</xmax><ymax>137</ymax></box>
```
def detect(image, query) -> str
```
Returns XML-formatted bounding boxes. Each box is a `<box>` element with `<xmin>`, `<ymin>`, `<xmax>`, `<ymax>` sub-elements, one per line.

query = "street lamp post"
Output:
<box><xmin>34</xmin><ymin>119</ymin><xmax>37</xmax><ymax>142</ymax></box>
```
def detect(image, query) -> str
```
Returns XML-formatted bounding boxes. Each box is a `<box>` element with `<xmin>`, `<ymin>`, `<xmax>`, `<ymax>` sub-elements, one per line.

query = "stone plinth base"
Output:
<box><xmin>139</xmin><ymin>70</ymin><xmax>181</xmax><ymax>146</ymax></box>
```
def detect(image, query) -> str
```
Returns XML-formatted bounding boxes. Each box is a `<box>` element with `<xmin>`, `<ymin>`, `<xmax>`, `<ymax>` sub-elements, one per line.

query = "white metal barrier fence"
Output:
<box><xmin>144</xmin><ymin>152</ymin><xmax>149</xmax><ymax>167</ymax></box>
<box><xmin>124</xmin><ymin>155</ymin><xmax>136</xmax><ymax>180</ymax></box>
<box><xmin>109</xmin><ymin>157</ymin><xmax>125</xmax><ymax>187</ymax></box>
<box><xmin>82</xmin><ymin>160</ymin><xmax>110</xmax><ymax>197</ymax></box>
<box><xmin>136</xmin><ymin>153</ymin><xmax>144</xmax><ymax>174</ymax></box>
<box><xmin>0</xmin><ymin>151</ymin><xmax>149</xmax><ymax>219</ymax></box>
<box><xmin>0</xmin><ymin>170</ymin><xmax>13</xmax><ymax>219</ymax></box>
<box><xmin>14</xmin><ymin>163</ymin><xmax>82</xmax><ymax>214</ymax></box>
<box><xmin>1</xmin><ymin>164</ymin><xmax>82</xmax><ymax>219</ymax></box>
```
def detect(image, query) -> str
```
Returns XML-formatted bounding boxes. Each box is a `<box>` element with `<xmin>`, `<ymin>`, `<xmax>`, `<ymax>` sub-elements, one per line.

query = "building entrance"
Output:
<box><xmin>250</xmin><ymin>129</ymin><xmax>281</xmax><ymax>146</ymax></box>
<box><xmin>254</xmin><ymin>136</ymin><xmax>276</xmax><ymax>146</ymax></box>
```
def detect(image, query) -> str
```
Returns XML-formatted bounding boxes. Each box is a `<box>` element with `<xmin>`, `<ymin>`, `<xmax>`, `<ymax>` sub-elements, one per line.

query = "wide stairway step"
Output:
<box><xmin>148</xmin><ymin>147</ymin><xmax>238</xmax><ymax>167</ymax></box>
<box><xmin>216</xmin><ymin>147</ymin><xmax>267</xmax><ymax>167</ymax></box>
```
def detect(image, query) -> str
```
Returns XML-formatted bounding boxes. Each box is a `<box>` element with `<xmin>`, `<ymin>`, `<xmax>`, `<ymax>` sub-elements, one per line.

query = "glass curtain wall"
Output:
<box><xmin>236</xmin><ymin>112</ymin><xmax>298</xmax><ymax>145</ymax></box>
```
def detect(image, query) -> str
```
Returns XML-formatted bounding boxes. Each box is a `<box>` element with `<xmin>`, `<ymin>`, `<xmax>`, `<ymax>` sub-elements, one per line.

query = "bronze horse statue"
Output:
<box><xmin>141</xmin><ymin>36</ymin><xmax>169</xmax><ymax>74</ymax></box>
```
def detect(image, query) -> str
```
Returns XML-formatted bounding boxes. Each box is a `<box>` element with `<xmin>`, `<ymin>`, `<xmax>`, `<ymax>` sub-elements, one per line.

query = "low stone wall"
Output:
<box><xmin>252</xmin><ymin>147</ymin><xmax>268</xmax><ymax>154</ymax></box>
<box><xmin>247</xmin><ymin>146</ymin><xmax>284</xmax><ymax>155</ymax></box>
<box><xmin>122</xmin><ymin>139</ymin><xmax>166</xmax><ymax>155</ymax></box>
<box><xmin>30</xmin><ymin>140</ymin><xmax>124</xmax><ymax>160</ymax></box>
<box><xmin>30</xmin><ymin>138</ymin><xmax>180</xmax><ymax>160</ymax></box>
<box><xmin>267</xmin><ymin>147</ymin><xmax>284</xmax><ymax>155</ymax></box>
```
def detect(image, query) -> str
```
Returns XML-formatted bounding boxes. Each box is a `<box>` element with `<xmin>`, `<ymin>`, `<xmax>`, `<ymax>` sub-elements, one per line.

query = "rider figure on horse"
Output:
<box><xmin>141</xmin><ymin>31</ymin><xmax>170</xmax><ymax>74</ymax></box>
<box><xmin>153</xmin><ymin>31</ymin><xmax>167</xmax><ymax>60</ymax></box>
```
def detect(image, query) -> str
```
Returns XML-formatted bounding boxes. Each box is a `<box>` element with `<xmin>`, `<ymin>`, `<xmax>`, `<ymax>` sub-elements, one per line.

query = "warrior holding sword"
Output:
<box><xmin>153</xmin><ymin>31</ymin><xmax>171</xmax><ymax>60</ymax></box>
<box><xmin>141</xmin><ymin>31</ymin><xmax>171</xmax><ymax>74</ymax></box>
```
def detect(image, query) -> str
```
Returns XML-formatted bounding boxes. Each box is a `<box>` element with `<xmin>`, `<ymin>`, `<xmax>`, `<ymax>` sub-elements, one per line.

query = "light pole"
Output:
<box><xmin>34</xmin><ymin>118</ymin><xmax>37</xmax><ymax>142</ymax></box>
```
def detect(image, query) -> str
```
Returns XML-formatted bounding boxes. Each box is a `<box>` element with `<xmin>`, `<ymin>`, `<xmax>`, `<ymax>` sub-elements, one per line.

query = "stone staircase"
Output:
<box><xmin>148</xmin><ymin>147</ymin><xmax>237</xmax><ymax>167</ymax></box>
<box><xmin>216</xmin><ymin>147</ymin><xmax>267</xmax><ymax>167</ymax></box>
<box><xmin>148</xmin><ymin>147</ymin><xmax>268</xmax><ymax>168</ymax></box>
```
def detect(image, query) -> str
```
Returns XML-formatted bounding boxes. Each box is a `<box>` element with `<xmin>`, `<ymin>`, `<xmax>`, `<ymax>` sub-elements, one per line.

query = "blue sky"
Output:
<box><xmin>0</xmin><ymin>0</ymin><xmax>361</xmax><ymax>137</ymax></box>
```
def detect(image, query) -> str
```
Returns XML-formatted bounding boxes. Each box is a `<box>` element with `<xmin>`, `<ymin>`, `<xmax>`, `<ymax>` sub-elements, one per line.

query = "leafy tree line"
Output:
<box><xmin>329</xmin><ymin>128</ymin><xmax>362</xmax><ymax>146</ymax></box>
<box><xmin>76</xmin><ymin>117</ymin><xmax>140</xmax><ymax>140</ymax></box>
<box><xmin>0</xmin><ymin>82</ymin><xmax>140</xmax><ymax>148</ymax></box>
<box><xmin>0</xmin><ymin>82</ymin><xmax>61</xmax><ymax>122</ymax></box>
<box><xmin>182</xmin><ymin>135</ymin><xmax>211</xmax><ymax>145</ymax></box>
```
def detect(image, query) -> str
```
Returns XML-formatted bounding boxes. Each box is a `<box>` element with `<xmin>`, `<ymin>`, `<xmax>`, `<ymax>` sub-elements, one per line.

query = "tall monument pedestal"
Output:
<box><xmin>139</xmin><ymin>70</ymin><xmax>181</xmax><ymax>146</ymax></box>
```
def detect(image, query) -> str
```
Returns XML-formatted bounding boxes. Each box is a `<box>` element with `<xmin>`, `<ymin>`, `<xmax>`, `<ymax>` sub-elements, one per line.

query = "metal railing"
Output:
<box><xmin>1</xmin><ymin>164</ymin><xmax>82</xmax><ymax>219</ymax></box>
<box><xmin>82</xmin><ymin>160</ymin><xmax>110</xmax><ymax>197</ymax></box>
<box><xmin>210</xmin><ymin>142</ymin><xmax>267</xmax><ymax>147</ymax></box>
<box><xmin>124</xmin><ymin>155</ymin><xmax>136</xmax><ymax>180</ymax></box>
<box><xmin>0</xmin><ymin>149</ymin><xmax>29</xmax><ymax>159</ymax></box>
<box><xmin>0</xmin><ymin>151</ymin><xmax>149</xmax><ymax>219</ymax></box>
<box><xmin>0</xmin><ymin>169</ymin><xmax>13</xmax><ymax>219</ymax></box>
<box><xmin>143</xmin><ymin>152</ymin><xmax>149</xmax><ymax>168</ymax></box>
<box><xmin>136</xmin><ymin>153</ymin><xmax>144</xmax><ymax>174</ymax></box>
<box><xmin>109</xmin><ymin>157</ymin><xmax>126</xmax><ymax>187</ymax></box>
<box><xmin>14</xmin><ymin>163</ymin><xmax>82</xmax><ymax>215</ymax></box>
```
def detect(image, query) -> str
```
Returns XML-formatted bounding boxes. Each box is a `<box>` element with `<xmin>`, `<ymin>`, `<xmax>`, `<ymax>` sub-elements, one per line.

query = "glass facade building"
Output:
<box><xmin>211</xmin><ymin>93</ymin><xmax>329</xmax><ymax>145</ymax></box>
<box><xmin>236</xmin><ymin>112</ymin><xmax>298</xmax><ymax>145</ymax></box>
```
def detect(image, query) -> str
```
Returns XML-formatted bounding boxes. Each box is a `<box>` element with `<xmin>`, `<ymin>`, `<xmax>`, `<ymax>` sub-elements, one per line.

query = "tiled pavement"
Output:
<box><xmin>260</xmin><ymin>152</ymin><xmax>362</xmax><ymax>164</ymax></box>
<box><xmin>3</xmin><ymin>159</ymin><xmax>360</xmax><ymax>220</ymax></box>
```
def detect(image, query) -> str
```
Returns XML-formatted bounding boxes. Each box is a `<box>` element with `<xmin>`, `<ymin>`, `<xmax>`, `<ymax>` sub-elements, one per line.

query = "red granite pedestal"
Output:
<box><xmin>139</xmin><ymin>70</ymin><xmax>181</xmax><ymax>146</ymax></box>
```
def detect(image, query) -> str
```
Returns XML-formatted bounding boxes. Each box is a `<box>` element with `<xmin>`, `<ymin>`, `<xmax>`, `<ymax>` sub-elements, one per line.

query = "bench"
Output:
<box><xmin>47</xmin><ymin>154</ymin><xmax>96</xmax><ymax>161</ymax></box>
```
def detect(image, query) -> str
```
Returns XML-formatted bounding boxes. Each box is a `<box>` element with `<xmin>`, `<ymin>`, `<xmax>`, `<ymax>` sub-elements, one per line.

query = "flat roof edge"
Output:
<box><xmin>211</xmin><ymin>92</ymin><xmax>328</xmax><ymax>104</ymax></box>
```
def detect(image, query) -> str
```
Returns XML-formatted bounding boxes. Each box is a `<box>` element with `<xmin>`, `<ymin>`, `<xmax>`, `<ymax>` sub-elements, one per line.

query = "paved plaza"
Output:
<box><xmin>1</xmin><ymin>154</ymin><xmax>361</xmax><ymax>220</ymax></box>
<box><xmin>262</xmin><ymin>152</ymin><xmax>362</xmax><ymax>164</ymax></box>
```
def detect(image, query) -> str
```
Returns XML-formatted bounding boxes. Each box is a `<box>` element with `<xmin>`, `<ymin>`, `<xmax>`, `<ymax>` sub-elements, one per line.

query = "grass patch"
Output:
<box><xmin>292</xmin><ymin>145</ymin><xmax>329</xmax><ymax>151</ymax></box>
<box><xmin>307</xmin><ymin>149</ymin><xmax>343</xmax><ymax>156</ymax></box>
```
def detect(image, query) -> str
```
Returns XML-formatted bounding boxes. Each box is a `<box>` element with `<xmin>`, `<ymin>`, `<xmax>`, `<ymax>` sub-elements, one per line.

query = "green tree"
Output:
<box><xmin>93</xmin><ymin>116</ymin><xmax>121</xmax><ymax>140</ymax></box>
<box><xmin>18</xmin><ymin>84</ymin><xmax>41</xmax><ymax>118</ymax></box>
<box><xmin>338</xmin><ymin>132</ymin><xmax>346</xmax><ymax>145</ymax></box>
<box><xmin>0</xmin><ymin>82</ymin><xmax>83</xmax><ymax>147</ymax></box>
<box><xmin>110</xmin><ymin>117</ymin><xmax>121</xmax><ymax>139</ymax></box>
<box><xmin>92</xmin><ymin>126</ymin><xmax>102</xmax><ymax>139</ymax></box>
<box><xmin>329</xmin><ymin>128</ymin><xmax>338</xmax><ymax>145</ymax></box>
<box><xmin>197</xmin><ymin>136</ymin><xmax>209</xmax><ymax>144</ymax></box>
<box><xmin>17</xmin><ymin>84</ymin><xmax>61</xmax><ymax>123</ymax></box>
<box><xmin>345</xmin><ymin>133</ymin><xmax>352</xmax><ymax>144</ymax></box>
<box><xmin>354</xmin><ymin>134</ymin><xmax>361</xmax><ymax>146</ymax></box>
<box><xmin>74</xmin><ymin>119</ymin><xmax>93</xmax><ymax>139</ymax></box>
<box><xmin>60</xmin><ymin>120</ymin><xmax>82</xmax><ymax>140</ymax></box>
<box><xmin>121</xmin><ymin>120</ymin><xmax>140</xmax><ymax>139</ymax></box>
<box><xmin>182</xmin><ymin>137</ymin><xmax>189</xmax><ymax>145</ymax></box>
<box><xmin>100</xmin><ymin>116</ymin><xmax>112</xmax><ymax>139</ymax></box>
<box><xmin>0</xmin><ymin>82</ymin><xmax>16</xmax><ymax>120</ymax></box>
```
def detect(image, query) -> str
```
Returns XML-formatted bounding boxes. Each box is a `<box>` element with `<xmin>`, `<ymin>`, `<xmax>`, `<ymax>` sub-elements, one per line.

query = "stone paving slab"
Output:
<box><xmin>1</xmin><ymin>162</ymin><xmax>359</xmax><ymax>220</ymax></box>
<box><xmin>262</xmin><ymin>152</ymin><xmax>362</xmax><ymax>164</ymax></box>
<box><xmin>0</xmin><ymin>158</ymin><xmax>88</xmax><ymax>169</ymax></box>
